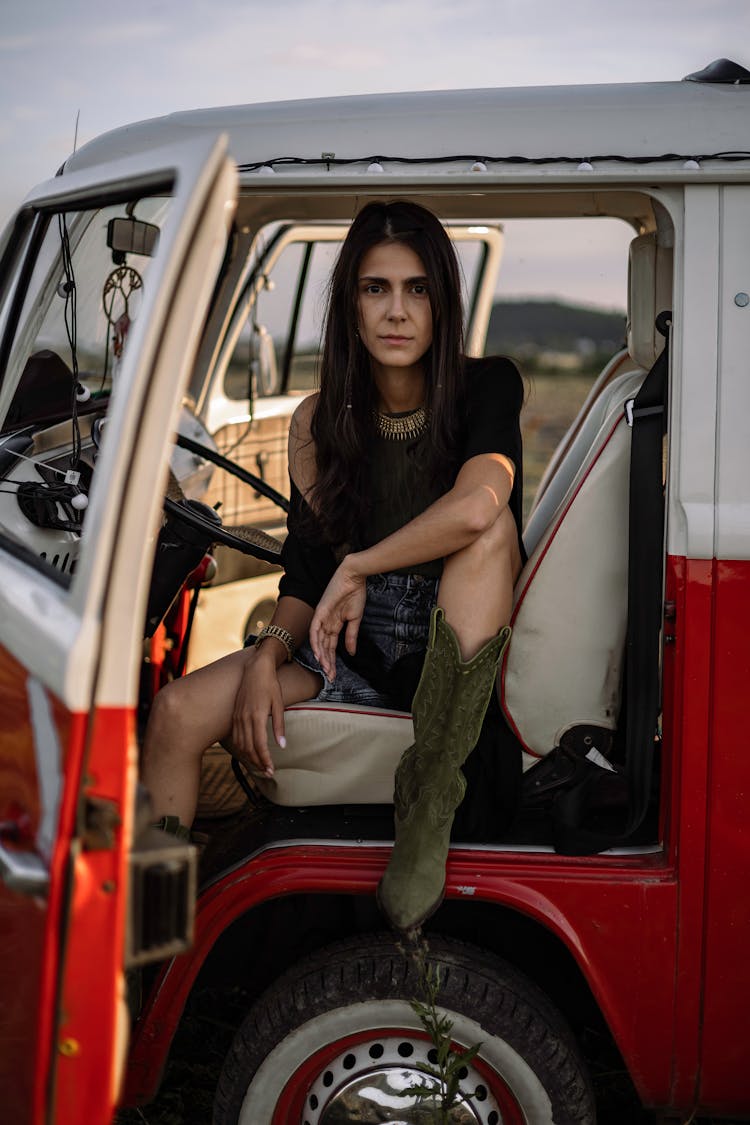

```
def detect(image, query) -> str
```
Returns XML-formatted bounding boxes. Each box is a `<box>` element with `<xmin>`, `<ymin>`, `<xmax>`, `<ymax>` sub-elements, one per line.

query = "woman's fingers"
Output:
<box><xmin>313</xmin><ymin>626</ymin><xmax>334</xmax><ymax>681</ymax></box>
<box><xmin>344</xmin><ymin>616</ymin><xmax>360</xmax><ymax>656</ymax></box>
<box><xmin>250</xmin><ymin>707</ymin><xmax>275</xmax><ymax>776</ymax></box>
<box><xmin>310</xmin><ymin>614</ymin><xmax>339</xmax><ymax>681</ymax></box>
<box><xmin>270</xmin><ymin>685</ymin><xmax>286</xmax><ymax>755</ymax></box>
<box><xmin>230</xmin><ymin>658</ymin><xmax>281</xmax><ymax>777</ymax></box>
<box><xmin>310</xmin><ymin>566</ymin><xmax>367</xmax><ymax>680</ymax></box>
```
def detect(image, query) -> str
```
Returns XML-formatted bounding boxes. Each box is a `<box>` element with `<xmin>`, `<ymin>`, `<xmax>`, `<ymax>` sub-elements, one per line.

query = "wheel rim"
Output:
<box><xmin>267</xmin><ymin>1026</ymin><xmax>527</xmax><ymax>1125</ymax></box>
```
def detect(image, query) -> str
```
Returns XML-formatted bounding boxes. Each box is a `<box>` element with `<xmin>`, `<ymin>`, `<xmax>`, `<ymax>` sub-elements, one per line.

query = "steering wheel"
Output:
<box><xmin>167</xmin><ymin>432</ymin><xmax>290</xmax><ymax>565</ymax></box>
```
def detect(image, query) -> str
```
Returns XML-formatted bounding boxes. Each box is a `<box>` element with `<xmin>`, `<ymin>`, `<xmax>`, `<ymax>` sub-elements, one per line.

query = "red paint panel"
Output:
<box><xmin>54</xmin><ymin>706</ymin><xmax>135</xmax><ymax>1125</ymax></box>
<box><xmin>698</xmin><ymin>559</ymin><xmax>750</xmax><ymax>1109</ymax></box>
<box><xmin>0</xmin><ymin>646</ymin><xmax>88</xmax><ymax>1125</ymax></box>
<box><xmin>125</xmin><ymin>844</ymin><xmax>678</xmax><ymax>1109</ymax></box>
<box><xmin>662</xmin><ymin>555</ymin><xmax>714</xmax><ymax>1106</ymax></box>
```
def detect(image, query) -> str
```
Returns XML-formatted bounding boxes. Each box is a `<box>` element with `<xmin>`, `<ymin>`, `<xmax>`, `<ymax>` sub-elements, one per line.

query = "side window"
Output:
<box><xmin>0</xmin><ymin>195</ymin><xmax>171</xmax><ymax>583</ymax></box>
<box><xmin>224</xmin><ymin>240</ymin><xmax>307</xmax><ymax>402</ymax></box>
<box><xmin>285</xmin><ymin>241</ymin><xmax>338</xmax><ymax>392</ymax></box>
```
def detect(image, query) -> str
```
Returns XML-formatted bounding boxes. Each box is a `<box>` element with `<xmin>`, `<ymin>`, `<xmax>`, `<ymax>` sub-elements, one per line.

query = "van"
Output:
<box><xmin>0</xmin><ymin>57</ymin><xmax>748</xmax><ymax>1124</ymax></box>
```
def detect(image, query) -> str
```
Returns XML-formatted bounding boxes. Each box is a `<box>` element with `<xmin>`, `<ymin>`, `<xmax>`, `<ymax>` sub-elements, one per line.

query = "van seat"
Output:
<box><xmin>529</xmin><ymin>347</ymin><xmax>635</xmax><ymax>517</ymax></box>
<box><xmin>502</xmin><ymin>369</ymin><xmax>646</xmax><ymax>768</ymax></box>
<box><xmin>255</xmin><ymin>702</ymin><xmax>413</xmax><ymax>806</ymax></box>
<box><xmin>252</xmin><ymin>230</ymin><xmax>672</xmax><ymax>808</ymax></box>
<box><xmin>523</xmin><ymin>366</ymin><xmax>645</xmax><ymax>557</ymax></box>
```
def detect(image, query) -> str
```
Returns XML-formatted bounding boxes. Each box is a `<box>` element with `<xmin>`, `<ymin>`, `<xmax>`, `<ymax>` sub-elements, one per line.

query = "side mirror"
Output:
<box><xmin>251</xmin><ymin>323</ymin><xmax>279</xmax><ymax>397</ymax></box>
<box><xmin>107</xmin><ymin>217</ymin><xmax>160</xmax><ymax>261</ymax></box>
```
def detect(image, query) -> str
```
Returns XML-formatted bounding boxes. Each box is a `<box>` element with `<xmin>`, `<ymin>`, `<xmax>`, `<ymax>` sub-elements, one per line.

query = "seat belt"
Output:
<box><xmin>551</xmin><ymin>312</ymin><xmax>671</xmax><ymax>855</ymax></box>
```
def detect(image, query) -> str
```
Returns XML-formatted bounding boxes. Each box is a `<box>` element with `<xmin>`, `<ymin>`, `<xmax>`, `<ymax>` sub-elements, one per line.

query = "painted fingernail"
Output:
<box><xmin>265</xmin><ymin>767</ymin><xmax>274</xmax><ymax>777</ymax></box>
<box><xmin>278</xmin><ymin>736</ymin><xmax>287</xmax><ymax>749</ymax></box>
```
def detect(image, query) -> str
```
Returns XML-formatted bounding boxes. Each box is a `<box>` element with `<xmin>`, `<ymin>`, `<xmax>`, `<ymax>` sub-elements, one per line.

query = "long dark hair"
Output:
<box><xmin>309</xmin><ymin>200</ymin><xmax>466</xmax><ymax>546</ymax></box>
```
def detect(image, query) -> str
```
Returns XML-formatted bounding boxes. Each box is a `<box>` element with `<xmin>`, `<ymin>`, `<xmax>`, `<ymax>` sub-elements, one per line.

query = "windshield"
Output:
<box><xmin>1</xmin><ymin>196</ymin><xmax>170</xmax><ymax>433</ymax></box>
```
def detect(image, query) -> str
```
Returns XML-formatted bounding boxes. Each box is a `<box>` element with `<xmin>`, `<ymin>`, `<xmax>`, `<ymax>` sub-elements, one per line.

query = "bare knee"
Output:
<box><xmin>449</xmin><ymin>505</ymin><xmax>521</xmax><ymax>574</ymax></box>
<box><xmin>144</xmin><ymin>680</ymin><xmax>200</xmax><ymax>760</ymax></box>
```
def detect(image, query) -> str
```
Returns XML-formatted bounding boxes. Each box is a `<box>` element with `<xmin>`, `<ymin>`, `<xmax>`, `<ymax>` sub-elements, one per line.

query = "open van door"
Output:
<box><xmin>0</xmin><ymin>134</ymin><xmax>236</xmax><ymax>1125</ymax></box>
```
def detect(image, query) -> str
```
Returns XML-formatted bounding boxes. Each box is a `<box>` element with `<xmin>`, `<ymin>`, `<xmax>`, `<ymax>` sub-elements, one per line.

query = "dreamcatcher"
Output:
<box><xmin>102</xmin><ymin>265</ymin><xmax>143</xmax><ymax>372</ymax></box>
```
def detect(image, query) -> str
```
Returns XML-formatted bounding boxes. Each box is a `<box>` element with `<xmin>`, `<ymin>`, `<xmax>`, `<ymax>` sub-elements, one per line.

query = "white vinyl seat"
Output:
<box><xmin>501</xmin><ymin>229</ymin><xmax>672</xmax><ymax>767</ymax></box>
<box><xmin>255</xmin><ymin>230</ymin><xmax>672</xmax><ymax>807</ymax></box>
<box><xmin>501</xmin><ymin>368</ymin><xmax>646</xmax><ymax>769</ymax></box>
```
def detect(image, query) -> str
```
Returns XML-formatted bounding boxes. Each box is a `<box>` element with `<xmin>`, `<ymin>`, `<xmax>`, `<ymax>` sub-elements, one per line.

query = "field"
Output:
<box><xmin>519</xmin><ymin>371</ymin><xmax>596</xmax><ymax>518</ymax></box>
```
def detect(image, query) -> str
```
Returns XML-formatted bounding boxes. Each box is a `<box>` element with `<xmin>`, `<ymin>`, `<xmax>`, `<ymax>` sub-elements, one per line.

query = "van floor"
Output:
<box><xmin>195</xmin><ymin>796</ymin><xmax>661</xmax><ymax>891</ymax></box>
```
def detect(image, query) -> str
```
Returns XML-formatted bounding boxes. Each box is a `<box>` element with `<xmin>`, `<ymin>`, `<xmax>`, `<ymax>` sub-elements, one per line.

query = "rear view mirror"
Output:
<box><xmin>107</xmin><ymin>217</ymin><xmax>159</xmax><ymax>260</ymax></box>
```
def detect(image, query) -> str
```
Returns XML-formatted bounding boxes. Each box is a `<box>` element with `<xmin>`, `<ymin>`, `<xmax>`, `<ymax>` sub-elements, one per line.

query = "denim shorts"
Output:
<box><xmin>294</xmin><ymin>572</ymin><xmax>439</xmax><ymax>708</ymax></box>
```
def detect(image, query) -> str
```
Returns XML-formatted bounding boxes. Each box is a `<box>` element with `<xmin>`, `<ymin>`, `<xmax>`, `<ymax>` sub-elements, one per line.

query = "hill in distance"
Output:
<box><xmin>486</xmin><ymin>299</ymin><xmax>626</xmax><ymax>365</ymax></box>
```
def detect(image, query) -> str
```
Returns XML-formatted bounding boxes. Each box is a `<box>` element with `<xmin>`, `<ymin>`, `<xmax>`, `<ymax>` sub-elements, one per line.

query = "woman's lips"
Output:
<box><xmin>380</xmin><ymin>335</ymin><xmax>412</xmax><ymax>343</ymax></box>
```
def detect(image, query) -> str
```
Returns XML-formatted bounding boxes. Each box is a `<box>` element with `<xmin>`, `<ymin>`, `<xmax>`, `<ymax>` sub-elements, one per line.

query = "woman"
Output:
<box><xmin>142</xmin><ymin>200</ymin><xmax>524</xmax><ymax>932</ymax></box>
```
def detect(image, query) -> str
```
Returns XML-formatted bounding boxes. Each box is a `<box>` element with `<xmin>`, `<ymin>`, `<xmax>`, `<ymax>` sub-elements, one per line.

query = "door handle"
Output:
<box><xmin>0</xmin><ymin>838</ymin><xmax>49</xmax><ymax>895</ymax></box>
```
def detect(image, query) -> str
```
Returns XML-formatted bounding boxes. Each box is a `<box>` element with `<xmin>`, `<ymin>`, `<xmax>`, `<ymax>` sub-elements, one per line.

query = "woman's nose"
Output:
<box><xmin>387</xmin><ymin>289</ymin><xmax>407</xmax><ymax>319</ymax></box>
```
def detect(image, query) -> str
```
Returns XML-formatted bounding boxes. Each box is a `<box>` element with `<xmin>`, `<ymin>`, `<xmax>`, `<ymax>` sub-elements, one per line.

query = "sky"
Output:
<box><xmin>0</xmin><ymin>0</ymin><xmax>746</xmax><ymax>309</ymax></box>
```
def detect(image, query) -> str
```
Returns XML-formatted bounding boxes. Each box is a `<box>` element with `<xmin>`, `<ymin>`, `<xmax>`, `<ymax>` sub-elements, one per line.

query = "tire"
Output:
<box><xmin>214</xmin><ymin>933</ymin><xmax>595</xmax><ymax>1125</ymax></box>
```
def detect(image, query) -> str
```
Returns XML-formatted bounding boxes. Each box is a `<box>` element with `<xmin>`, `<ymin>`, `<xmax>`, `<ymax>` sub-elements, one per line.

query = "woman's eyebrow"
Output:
<box><xmin>358</xmin><ymin>274</ymin><xmax>428</xmax><ymax>283</ymax></box>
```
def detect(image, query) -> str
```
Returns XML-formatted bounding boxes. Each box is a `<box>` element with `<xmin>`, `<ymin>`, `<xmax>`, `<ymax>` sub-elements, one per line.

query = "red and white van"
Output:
<box><xmin>0</xmin><ymin>57</ymin><xmax>748</xmax><ymax>1124</ymax></box>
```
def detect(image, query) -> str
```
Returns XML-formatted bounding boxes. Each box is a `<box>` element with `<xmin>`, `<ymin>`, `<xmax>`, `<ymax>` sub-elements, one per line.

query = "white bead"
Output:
<box><xmin>71</xmin><ymin>493</ymin><xmax>88</xmax><ymax>510</ymax></box>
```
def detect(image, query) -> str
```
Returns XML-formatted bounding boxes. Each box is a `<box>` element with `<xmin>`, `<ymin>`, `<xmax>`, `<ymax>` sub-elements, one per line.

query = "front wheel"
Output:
<box><xmin>214</xmin><ymin>934</ymin><xmax>595</xmax><ymax>1125</ymax></box>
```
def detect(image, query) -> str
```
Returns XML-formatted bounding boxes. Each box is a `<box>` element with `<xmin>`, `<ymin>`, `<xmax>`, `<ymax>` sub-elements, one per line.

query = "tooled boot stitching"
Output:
<box><xmin>379</xmin><ymin>609</ymin><xmax>511</xmax><ymax>931</ymax></box>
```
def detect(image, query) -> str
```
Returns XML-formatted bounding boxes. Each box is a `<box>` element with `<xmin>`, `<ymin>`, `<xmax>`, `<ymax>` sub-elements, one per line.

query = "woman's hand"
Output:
<box><xmin>309</xmin><ymin>557</ymin><xmax>367</xmax><ymax>681</ymax></box>
<box><xmin>230</xmin><ymin>648</ymin><xmax>285</xmax><ymax>778</ymax></box>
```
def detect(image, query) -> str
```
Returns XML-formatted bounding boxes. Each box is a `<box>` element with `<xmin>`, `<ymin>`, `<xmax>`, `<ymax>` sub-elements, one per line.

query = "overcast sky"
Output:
<box><xmin>1</xmin><ymin>0</ymin><xmax>746</xmax><ymax>308</ymax></box>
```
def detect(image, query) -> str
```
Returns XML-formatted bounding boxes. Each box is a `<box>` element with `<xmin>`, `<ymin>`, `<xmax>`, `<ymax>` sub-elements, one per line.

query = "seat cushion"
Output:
<box><xmin>254</xmin><ymin>701</ymin><xmax>413</xmax><ymax>806</ymax></box>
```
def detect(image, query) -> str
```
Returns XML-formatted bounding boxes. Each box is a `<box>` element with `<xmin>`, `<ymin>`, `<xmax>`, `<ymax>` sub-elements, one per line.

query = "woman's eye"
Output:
<box><xmin>412</xmin><ymin>284</ymin><xmax>428</xmax><ymax>296</ymax></box>
<box><xmin>363</xmin><ymin>283</ymin><xmax>383</xmax><ymax>295</ymax></box>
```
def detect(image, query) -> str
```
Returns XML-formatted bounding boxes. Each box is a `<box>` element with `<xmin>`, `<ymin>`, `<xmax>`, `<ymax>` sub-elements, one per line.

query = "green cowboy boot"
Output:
<box><xmin>377</xmin><ymin>608</ymin><xmax>512</xmax><ymax>932</ymax></box>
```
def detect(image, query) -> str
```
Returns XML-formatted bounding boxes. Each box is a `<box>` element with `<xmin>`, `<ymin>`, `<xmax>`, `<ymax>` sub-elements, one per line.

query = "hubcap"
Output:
<box><xmin>302</xmin><ymin>1035</ymin><xmax>502</xmax><ymax>1125</ymax></box>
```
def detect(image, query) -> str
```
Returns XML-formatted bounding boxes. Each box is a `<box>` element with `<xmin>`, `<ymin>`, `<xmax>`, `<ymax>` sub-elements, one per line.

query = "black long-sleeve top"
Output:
<box><xmin>278</xmin><ymin>355</ymin><xmax>524</xmax><ymax>609</ymax></box>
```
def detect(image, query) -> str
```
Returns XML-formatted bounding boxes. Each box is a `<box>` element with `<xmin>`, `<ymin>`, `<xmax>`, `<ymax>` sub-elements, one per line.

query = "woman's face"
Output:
<box><xmin>356</xmin><ymin>241</ymin><xmax>433</xmax><ymax>375</ymax></box>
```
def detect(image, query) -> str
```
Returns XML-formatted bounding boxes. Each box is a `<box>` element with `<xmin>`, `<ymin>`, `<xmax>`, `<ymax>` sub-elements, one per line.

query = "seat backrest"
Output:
<box><xmin>501</xmin><ymin>230</ymin><xmax>672</xmax><ymax>769</ymax></box>
<box><xmin>501</xmin><ymin>369</ymin><xmax>645</xmax><ymax>768</ymax></box>
<box><xmin>529</xmin><ymin>347</ymin><xmax>634</xmax><ymax>520</ymax></box>
<box><xmin>523</xmin><ymin>362</ymin><xmax>644</xmax><ymax>558</ymax></box>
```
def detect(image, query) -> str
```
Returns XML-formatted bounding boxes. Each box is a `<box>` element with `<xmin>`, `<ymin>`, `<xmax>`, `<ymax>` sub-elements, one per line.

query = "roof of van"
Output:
<box><xmin>64</xmin><ymin>77</ymin><xmax>749</xmax><ymax>182</ymax></box>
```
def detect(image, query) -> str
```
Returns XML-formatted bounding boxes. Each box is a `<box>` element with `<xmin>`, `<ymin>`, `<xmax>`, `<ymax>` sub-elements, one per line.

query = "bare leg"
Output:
<box><xmin>141</xmin><ymin>651</ymin><xmax>321</xmax><ymax>826</ymax></box>
<box><xmin>438</xmin><ymin>506</ymin><xmax>522</xmax><ymax>660</ymax></box>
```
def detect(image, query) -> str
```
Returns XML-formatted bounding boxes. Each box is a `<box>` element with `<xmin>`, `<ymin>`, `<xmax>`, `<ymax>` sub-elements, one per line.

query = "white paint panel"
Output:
<box><xmin>63</xmin><ymin>82</ymin><xmax>750</xmax><ymax>185</ymax></box>
<box><xmin>93</xmin><ymin>157</ymin><xmax>238</xmax><ymax>706</ymax></box>
<box><xmin>27</xmin><ymin>677</ymin><xmax>62</xmax><ymax>862</ymax></box>
<box><xmin>716</xmin><ymin>187</ymin><xmax>750</xmax><ymax>561</ymax></box>
<box><xmin>0</xmin><ymin>134</ymin><xmax>235</xmax><ymax>710</ymax></box>
<box><xmin>667</xmin><ymin>187</ymin><xmax>719</xmax><ymax>562</ymax></box>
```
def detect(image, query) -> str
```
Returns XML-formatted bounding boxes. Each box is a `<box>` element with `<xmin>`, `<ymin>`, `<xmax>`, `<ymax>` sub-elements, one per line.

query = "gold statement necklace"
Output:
<box><xmin>374</xmin><ymin>405</ymin><xmax>428</xmax><ymax>441</ymax></box>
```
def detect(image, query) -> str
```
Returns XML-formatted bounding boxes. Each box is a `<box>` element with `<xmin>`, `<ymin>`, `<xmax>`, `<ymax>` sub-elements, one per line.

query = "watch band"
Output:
<box><xmin>254</xmin><ymin>624</ymin><xmax>295</xmax><ymax>662</ymax></box>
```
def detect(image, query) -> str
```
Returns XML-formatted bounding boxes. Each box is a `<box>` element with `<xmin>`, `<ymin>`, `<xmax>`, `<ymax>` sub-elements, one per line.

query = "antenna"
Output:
<box><xmin>73</xmin><ymin>110</ymin><xmax>80</xmax><ymax>154</ymax></box>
